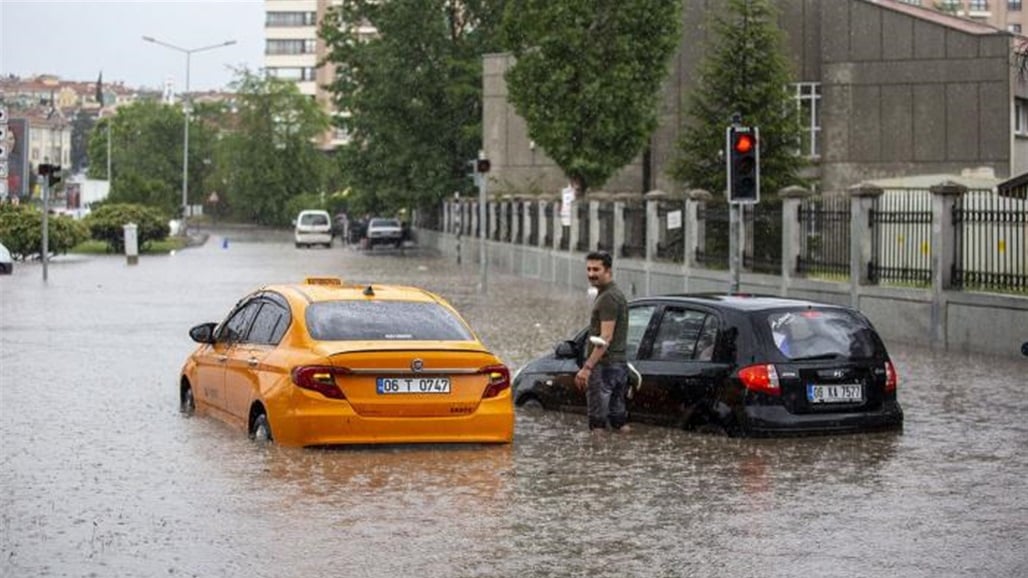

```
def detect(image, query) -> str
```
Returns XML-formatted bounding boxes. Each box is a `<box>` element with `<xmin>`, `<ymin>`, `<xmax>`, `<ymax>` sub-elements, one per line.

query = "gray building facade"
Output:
<box><xmin>483</xmin><ymin>0</ymin><xmax>1028</xmax><ymax>197</ymax></box>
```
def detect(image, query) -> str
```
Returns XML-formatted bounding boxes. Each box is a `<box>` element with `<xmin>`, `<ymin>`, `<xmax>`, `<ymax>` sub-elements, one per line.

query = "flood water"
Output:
<box><xmin>2</xmin><ymin>230</ymin><xmax>1026</xmax><ymax>577</ymax></box>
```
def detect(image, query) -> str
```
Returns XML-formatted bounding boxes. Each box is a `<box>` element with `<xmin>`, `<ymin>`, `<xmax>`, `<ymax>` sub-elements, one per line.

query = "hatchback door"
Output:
<box><xmin>763</xmin><ymin>309</ymin><xmax>890</xmax><ymax>415</ymax></box>
<box><xmin>630</xmin><ymin>305</ymin><xmax>724</xmax><ymax>425</ymax></box>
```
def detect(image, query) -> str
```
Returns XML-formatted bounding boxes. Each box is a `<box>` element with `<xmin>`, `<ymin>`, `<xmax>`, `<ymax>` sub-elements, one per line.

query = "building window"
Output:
<box><xmin>1009</xmin><ymin>0</ymin><xmax>1022</xmax><ymax>11</ymax></box>
<box><xmin>267</xmin><ymin>67</ymin><xmax>317</xmax><ymax>81</ymax></box>
<box><xmin>898</xmin><ymin>0</ymin><xmax>921</xmax><ymax>5</ymax></box>
<box><xmin>968</xmin><ymin>0</ymin><xmax>988</xmax><ymax>11</ymax></box>
<box><xmin>793</xmin><ymin>82</ymin><xmax>821</xmax><ymax>159</ymax></box>
<box><xmin>265</xmin><ymin>39</ymin><xmax>317</xmax><ymax>55</ymax></box>
<box><xmin>1016</xmin><ymin>99</ymin><xmax>1028</xmax><ymax>136</ymax></box>
<box><xmin>266</xmin><ymin>12</ymin><xmax>317</xmax><ymax>27</ymax></box>
<box><xmin>1009</xmin><ymin>24</ymin><xmax>1023</xmax><ymax>33</ymax></box>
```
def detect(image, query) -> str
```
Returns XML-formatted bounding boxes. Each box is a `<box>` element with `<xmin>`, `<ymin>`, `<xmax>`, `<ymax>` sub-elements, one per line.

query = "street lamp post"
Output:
<box><xmin>142</xmin><ymin>35</ymin><xmax>235</xmax><ymax>235</ymax></box>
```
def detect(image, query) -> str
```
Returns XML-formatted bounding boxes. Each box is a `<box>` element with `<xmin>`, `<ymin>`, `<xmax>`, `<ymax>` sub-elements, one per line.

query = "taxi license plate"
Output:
<box><xmin>376</xmin><ymin>377</ymin><xmax>451</xmax><ymax>394</ymax></box>
<box><xmin>807</xmin><ymin>383</ymin><xmax>862</xmax><ymax>404</ymax></box>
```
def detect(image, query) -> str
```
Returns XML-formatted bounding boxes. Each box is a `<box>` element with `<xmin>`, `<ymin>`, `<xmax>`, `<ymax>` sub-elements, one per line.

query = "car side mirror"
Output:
<box><xmin>555</xmin><ymin>340</ymin><xmax>579</xmax><ymax>359</ymax></box>
<box><xmin>189</xmin><ymin>322</ymin><xmax>218</xmax><ymax>344</ymax></box>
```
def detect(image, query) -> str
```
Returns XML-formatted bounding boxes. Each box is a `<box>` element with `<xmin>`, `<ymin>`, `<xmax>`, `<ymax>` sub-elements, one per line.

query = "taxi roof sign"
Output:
<box><xmin>304</xmin><ymin>277</ymin><xmax>343</xmax><ymax>286</ymax></box>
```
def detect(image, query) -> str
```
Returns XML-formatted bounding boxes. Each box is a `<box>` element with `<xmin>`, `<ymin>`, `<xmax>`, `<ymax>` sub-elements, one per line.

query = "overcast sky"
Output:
<box><xmin>1</xmin><ymin>0</ymin><xmax>265</xmax><ymax>92</ymax></box>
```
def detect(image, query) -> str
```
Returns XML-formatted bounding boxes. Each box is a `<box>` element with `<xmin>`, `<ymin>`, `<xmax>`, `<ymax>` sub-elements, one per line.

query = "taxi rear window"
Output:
<box><xmin>764</xmin><ymin>309</ymin><xmax>879</xmax><ymax>360</ymax></box>
<box><xmin>306</xmin><ymin>301</ymin><xmax>474</xmax><ymax>341</ymax></box>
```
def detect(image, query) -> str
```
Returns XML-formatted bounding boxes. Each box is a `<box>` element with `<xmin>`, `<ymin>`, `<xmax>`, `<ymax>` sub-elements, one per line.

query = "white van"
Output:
<box><xmin>294</xmin><ymin>210</ymin><xmax>333</xmax><ymax>248</ymax></box>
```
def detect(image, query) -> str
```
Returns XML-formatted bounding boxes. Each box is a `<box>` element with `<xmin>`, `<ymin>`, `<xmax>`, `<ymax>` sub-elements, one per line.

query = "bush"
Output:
<box><xmin>0</xmin><ymin>203</ymin><xmax>90</xmax><ymax>260</ymax></box>
<box><xmin>83</xmin><ymin>203</ymin><xmax>169</xmax><ymax>253</ymax></box>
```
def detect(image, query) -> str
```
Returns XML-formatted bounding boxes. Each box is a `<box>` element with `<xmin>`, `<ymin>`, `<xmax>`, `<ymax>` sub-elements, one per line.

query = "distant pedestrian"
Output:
<box><xmin>574</xmin><ymin>251</ymin><xmax>630</xmax><ymax>432</ymax></box>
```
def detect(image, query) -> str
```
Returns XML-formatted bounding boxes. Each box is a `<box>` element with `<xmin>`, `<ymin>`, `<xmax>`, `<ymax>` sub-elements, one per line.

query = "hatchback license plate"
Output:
<box><xmin>807</xmin><ymin>383</ymin><xmax>862</xmax><ymax>403</ymax></box>
<box><xmin>377</xmin><ymin>376</ymin><xmax>451</xmax><ymax>394</ymax></box>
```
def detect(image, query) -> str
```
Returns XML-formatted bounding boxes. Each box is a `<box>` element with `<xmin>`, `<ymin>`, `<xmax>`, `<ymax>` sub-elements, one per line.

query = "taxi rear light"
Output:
<box><xmin>885</xmin><ymin>360</ymin><xmax>898</xmax><ymax>393</ymax></box>
<box><xmin>480</xmin><ymin>364</ymin><xmax>510</xmax><ymax>398</ymax></box>
<box><xmin>738</xmin><ymin>363</ymin><xmax>781</xmax><ymax>396</ymax></box>
<box><xmin>291</xmin><ymin>365</ymin><xmax>347</xmax><ymax>400</ymax></box>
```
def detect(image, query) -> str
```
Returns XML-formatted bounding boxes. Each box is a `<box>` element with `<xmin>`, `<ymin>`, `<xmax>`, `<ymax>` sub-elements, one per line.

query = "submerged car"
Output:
<box><xmin>294</xmin><ymin>209</ymin><xmax>333</xmax><ymax>248</ymax></box>
<box><xmin>179</xmin><ymin>277</ymin><xmax>514</xmax><ymax>447</ymax></box>
<box><xmin>365</xmin><ymin>217</ymin><xmax>403</xmax><ymax>248</ymax></box>
<box><xmin>513</xmin><ymin>294</ymin><xmax>903</xmax><ymax>436</ymax></box>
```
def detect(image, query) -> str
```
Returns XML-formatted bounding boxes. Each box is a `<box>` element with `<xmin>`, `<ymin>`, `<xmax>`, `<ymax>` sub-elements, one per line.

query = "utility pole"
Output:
<box><xmin>475</xmin><ymin>151</ymin><xmax>491</xmax><ymax>294</ymax></box>
<box><xmin>41</xmin><ymin>164</ymin><xmax>50</xmax><ymax>282</ymax></box>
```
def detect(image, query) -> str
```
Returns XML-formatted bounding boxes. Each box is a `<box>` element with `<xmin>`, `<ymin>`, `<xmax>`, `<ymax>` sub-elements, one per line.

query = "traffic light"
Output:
<box><xmin>727</xmin><ymin>126</ymin><xmax>759</xmax><ymax>203</ymax></box>
<box><xmin>476</xmin><ymin>158</ymin><xmax>491</xmax><ymax>174</ymax></box>
<box><xmin>37</xmin><ymin>163</ymin><xmax>62</xmax><ymax>187</ymax></box>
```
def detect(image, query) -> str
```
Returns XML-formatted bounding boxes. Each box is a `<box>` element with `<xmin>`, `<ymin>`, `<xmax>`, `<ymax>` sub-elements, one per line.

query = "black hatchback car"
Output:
<box><xmin>512</xmin><ymin>295</ymin><xmax>903</xmax><ymax>436</ymax></box>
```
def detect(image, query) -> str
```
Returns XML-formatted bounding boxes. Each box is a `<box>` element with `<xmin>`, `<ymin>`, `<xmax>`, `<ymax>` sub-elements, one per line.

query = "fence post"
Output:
<box><xmin>685</xmin><ymin>189</ymin><xmax>711</xmax><ymax>266</ymax></box>
<box><xmin>779</xmin><ymin>185</ymin><xmax>812</xmax><ymax>296</ymax></box>
<box><xmin>613</xmin><ymin>194</ymin><xmax>629</xmax><ymax>259</ymax></box>
<box><xmin>521</xmin><ymin>197</ymin><xmax>531</xmax><ymax>245</ymax></box>
<box><xmin>589</xmin><ymin>196</ymin><xmax>601</xmax><ymax>252</ymax></box>
<box><xmin>471</xmin><ymin>200</ymin><xmax>480</xmax><ymax>240</ymax></box>
<box><xmin>538</xmin><ymin>198</ymin><xmax>549</xmax><ymax>248</ymax></box>
<box><xmin>644</xmin><ymin>190</ymin><xmax>665</xmax><ymax>262</ymax></box>
<box><xmin>848</xmin><ymin>182</ymin><xmax>884</xmax><ymax>308</ymax></box>
<box><xmin>929</xmin><ymin>180</ymin><xmax>967</xmax><ymax>347</ymax></box>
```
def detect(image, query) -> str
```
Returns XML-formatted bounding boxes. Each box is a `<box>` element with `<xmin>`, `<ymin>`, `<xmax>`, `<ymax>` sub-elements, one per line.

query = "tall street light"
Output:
<box><xmin>142</xmin><ymin>35</ymin><xmax>235</xmax><ymax>235</ymax></box>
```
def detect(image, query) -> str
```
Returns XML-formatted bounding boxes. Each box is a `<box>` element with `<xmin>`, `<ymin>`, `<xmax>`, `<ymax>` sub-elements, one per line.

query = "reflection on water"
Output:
<box><xmin>1</xmin><ymin>233</ymin><xmax>1025</xmax><ymax>577</ymax></box>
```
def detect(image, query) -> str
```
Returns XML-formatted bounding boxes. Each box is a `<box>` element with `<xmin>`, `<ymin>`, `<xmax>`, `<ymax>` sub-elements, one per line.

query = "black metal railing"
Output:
<box><xmin>543</xmin><ymin>203</ymin><xmax>554</xmax><ymax>247</ymax></box>
<box><xmin>798</xmin><ymin>196</ymin><xmax>851</xmax><ymax>279</ymax></box>
<box><xmin>575</xmin><ymin>202</ymin><xmax>590</xmax><ymax>252</ymax></box>
<box><xmin>655</xmin><ymin>201</ymin><xmax>684</xmax><ymax>263</ymax></box>
<box><xmin>745</xmin><ymin>202</ymin><xmax>783</xmax><ymax>274</ymax></box>
<box><xmin>953</xmin><ymin>190</ymin><xmax>1027</xmax><ymax>293</ymax></box>
<box><xmin>597</xmin><ymin>203</ymin><xmax>615</xmax><ymax>253</ymax></box>
<box><xmin>697</xmin><ymin>203</ymin><xmax>730</xmax><ymax>270</ymax></box>
<box><xmin>869</xmin><ymin>190</ymin><xmax>932</xmax><ymax>286</ymax></box>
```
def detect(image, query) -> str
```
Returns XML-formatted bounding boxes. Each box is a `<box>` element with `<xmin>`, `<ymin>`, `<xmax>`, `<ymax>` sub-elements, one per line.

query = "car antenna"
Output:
<box><xmin>363</xmin><ymin>285</ymin><xmax>375</xmax><ymax>297</ymax></box>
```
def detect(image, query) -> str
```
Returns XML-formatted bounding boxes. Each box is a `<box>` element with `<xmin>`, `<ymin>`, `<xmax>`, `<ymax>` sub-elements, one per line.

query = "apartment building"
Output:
<box><xmin>264</xmin><ymin>0</ymin><xmax>375</xmax><ymax>150</ymax></box>
<box><xmin>900</xmin><ymin>0</ymin><xmax>1027</xmax><ymax>34</ymax></box>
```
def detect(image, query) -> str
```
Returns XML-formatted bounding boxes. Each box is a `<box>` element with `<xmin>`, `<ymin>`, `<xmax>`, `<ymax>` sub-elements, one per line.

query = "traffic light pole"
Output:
<box><xmin>41</xmin><ymin>174</ymin><xmax>49</xmax><ymax>282</ymax></box>
<box><xmin>477</xmin><ymin>164</ymin><xmax>488</xmax><ymax>295</ymax></box>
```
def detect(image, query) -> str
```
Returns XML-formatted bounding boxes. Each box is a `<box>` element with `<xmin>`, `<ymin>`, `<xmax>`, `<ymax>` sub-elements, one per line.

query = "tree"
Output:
<box><xmin>215</xmin><ymin>70</ymin><xmax>331</xmax><ymax>226</ymax></box>
<box><xmin>83</xmin><ymin>203</ymin><xmax>168</xmax><ymax>253</ymax></box>
<box><xmin>668</xmin><ymin>0</ymin><xmax>804</xmax><ymax>197</ymax></box>
<box><xmin>70</xmin><ymin>109</ymin><xmax>97</xmax><ymax>173</ymax></box>
<box><xmin>501</xmin><ymin>0</ymin><xmax>681</xmax><ymax>194</ymax></box>
<box><xmin>86</xmin><ymin>100</ymin><xmax>219</xmax><ymax>214</ymax></box>
<box><xmin>320</xmin><ymin>0</ymin><xmax>508</xmax><ymax>214</ymax></box>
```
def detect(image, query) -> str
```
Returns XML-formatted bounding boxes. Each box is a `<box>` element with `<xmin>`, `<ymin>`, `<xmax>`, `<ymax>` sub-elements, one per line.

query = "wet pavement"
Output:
<box><xmin>1</xmin><ymin>230</ymin><xmax>1026</xmax><ymax>577</ymax></box>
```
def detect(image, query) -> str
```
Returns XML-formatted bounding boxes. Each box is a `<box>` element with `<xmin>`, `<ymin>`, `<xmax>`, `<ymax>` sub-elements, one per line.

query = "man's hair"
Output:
<box><xmin>586</xmin><ymin>251</ymin><xmax>612</xmax><ymax>269</ymax></box>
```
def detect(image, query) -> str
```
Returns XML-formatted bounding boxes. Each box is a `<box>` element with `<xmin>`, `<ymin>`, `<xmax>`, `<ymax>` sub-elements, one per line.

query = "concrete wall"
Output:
<box><xmin>416</xmin><ymin>228</ymin><xmax>1028</xmax><ymax>359</ymax></box>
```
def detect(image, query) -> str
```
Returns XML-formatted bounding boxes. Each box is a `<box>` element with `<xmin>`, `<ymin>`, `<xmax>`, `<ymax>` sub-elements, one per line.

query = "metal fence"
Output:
<box><xmin>870</xmin><ymin>189</ymin><xmax>932</xmax><ymax>286</ymax></box>
<box><xmin>745</xmin><ymin>202</ymin><xmax>783</xmax><ymax>274</ymax></box>
<box><xmin>575</xmin><ymin>203</ymin><xmax>589</xmax><ymax>252</ymax></box>
<box><xmin>597</xmin><ymin>203</ymin><xmax>615</xmax><ymax>254</ymax></box>
<box><xmin>953</xmin><ymin>190</ymin><xmax>1027</xmax><ymax>293</ymax></box>
<box><xmin>622</xmin><ymin>202</ymin><xmax>646</xmax><ymax>259</ymax></box>
<box><xmin>697</xmin><ymin>204</ymin><xmax>730</xmax><ymax>269</ymax></box>
<box><xmin>655</xmin><ymin>200</ymin><xmax>685</xmax><ymax>263</ymax></box>
<box><xmin>798</xmin><ymin>196</ymin><xmax>851</xmax><ymax>279</ymax></box>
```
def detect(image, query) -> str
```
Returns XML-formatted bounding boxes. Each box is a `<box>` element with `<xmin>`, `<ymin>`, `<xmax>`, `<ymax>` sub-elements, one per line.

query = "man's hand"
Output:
<box><xmin>575</xmin><ymin>367</ymin><xmax>591</xmax><ymax>390</ymax></box>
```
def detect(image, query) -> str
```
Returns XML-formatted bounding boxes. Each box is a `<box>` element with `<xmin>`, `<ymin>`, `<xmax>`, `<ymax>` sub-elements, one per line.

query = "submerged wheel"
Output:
<box><xmin>518</xmin><ymin>397</ymin><xmax>545</xmax><ymax>413</ymax></box>
<box><xmin>180</xmin><ymin>385</ymin><xmax>195</xmax><ymax>416</ymax></box>
<box><xmin>250</xmin><ymin>412</ymin><xmax>273</xmax><ymax>443</ymax></box>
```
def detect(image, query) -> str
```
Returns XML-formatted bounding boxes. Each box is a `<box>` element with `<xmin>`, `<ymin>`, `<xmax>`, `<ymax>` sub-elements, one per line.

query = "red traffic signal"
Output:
<box><xmin>476</xmin><ymin>158</ymin><xmax>491</xmax><ymax>174</ymax></box>
<box><xmin>733</xmin><ymin>133</ymin><xmax>755</xmax><ymax>154</ymax></box>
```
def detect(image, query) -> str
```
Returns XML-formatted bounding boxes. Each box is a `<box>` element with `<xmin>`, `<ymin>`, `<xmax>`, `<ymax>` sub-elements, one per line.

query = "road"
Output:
<box><xmin>1</xmin><ymin>230</ymin><xmax>1026</xmax><ymax>577</ymax></box>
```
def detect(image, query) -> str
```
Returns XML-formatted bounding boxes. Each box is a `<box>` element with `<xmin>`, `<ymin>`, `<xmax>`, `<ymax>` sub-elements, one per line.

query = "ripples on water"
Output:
<box><xmin>1</xmin><ymin>235</ymin><xmax>1025</xmax><ymax>577</ymax></box>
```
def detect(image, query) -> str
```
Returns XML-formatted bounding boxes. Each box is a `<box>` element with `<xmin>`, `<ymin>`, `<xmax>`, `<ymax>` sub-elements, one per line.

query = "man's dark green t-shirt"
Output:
<box><xmin>588</xmin><ymin>281</ymin><xmax>628</xmax><ymax>363</ymax></box>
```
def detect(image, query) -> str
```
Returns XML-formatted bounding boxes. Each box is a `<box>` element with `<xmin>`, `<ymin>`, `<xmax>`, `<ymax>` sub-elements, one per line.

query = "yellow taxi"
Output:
<box><xmin>178</xmin><ymin>277</ymin><xmax>514</xmax><ymax>447</ymax></box>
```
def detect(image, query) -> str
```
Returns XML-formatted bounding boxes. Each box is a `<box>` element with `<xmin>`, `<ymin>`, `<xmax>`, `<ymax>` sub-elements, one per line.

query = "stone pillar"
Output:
<box><xmin>848</xmin><ymin>182</ymin><xmax>885</xmax><ymax>308</ymax></box>
<box><xmin>522</xmin><ymin>198</ymin><xmax>532</xmax><ymax>246</ymax></box>
<box><xmin>569</xmin><ymin>199</ymin><xmax>581</xmax><ymax>253</ymax></box>
<box><xmin>644</xmin><ymin>190</ymin><xmax>666</xmax><ymax>262</ymax></box>
<box><xmin>613</xmin><ymin>193</ymin><xmax>634</xmax><ymax>259</ymax></box>
<box><xmin>930</xmin><ymin>181</ymin><xmax>968</xmax><ymax>347</ymax></box>
<box><xmin>779</xmin><ymin>185</ymin><xmax>813</xmax><ymax>296</ymax></box>
<box><xmin>686</xmin><ymin>189</ymin><xmax>712</xmax><ymax>269</ymax></box>
<box><xmin>538</xmin><ymin>199</ymin><xmax>549</xmax><ymax>248</ymax></box>
<box><xmin>489</xmin><ymin>199</ymin><xmax>499</xmax><ymax>240</ymax></box>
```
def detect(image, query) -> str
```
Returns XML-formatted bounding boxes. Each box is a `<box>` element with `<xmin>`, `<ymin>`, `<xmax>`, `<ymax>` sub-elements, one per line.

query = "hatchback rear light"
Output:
<box><xmin>738</xmin><ymin>364</ymin><xmax>781</xmax><ymax>396</ymax></box>
<box><xmin>480</xmin><ymin>365</ymin><xmax>511</xmax><ymax>399</ymax></box>
<box><xmin>291</xmin><ymin>365</ymin><xmax>348</xmax><ymax>400</ymax></box>
<box><xmin>884</xmin><ymin>360</ymin><xmax>898</xmax><ymax>393</ymax></box>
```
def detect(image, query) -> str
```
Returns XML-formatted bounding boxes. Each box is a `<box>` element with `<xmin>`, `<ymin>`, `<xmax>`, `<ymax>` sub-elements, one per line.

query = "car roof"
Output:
<box><xmin>631</xmin><ymin>293</ymin><xmax>854</xmax><ymax>313</ymax></box>
<box><xmin>263</xmin><ymin>278</ymin><xmax>443</xmax><ymax>305</ymax></box>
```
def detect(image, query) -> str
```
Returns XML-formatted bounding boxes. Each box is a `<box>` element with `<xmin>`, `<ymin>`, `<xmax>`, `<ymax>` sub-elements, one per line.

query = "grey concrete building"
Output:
<box><xmin>483</xmin><ymin>0</ymin><xmax>1028</xmax><ymax>197</ymax></box>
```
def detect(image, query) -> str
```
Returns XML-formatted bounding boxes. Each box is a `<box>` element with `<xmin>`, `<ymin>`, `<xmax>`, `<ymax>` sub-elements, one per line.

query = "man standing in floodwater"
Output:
<box><xmin>574</xmin><ymin>251</ymin><xmax>630</xmax><ymax>432</ymax></box>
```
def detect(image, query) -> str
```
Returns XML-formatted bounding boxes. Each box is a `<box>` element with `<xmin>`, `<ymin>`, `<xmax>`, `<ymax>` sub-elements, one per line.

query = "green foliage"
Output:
<box><xmin>501</xmin><ymin>0</ymin><xmax>682</xmax><ymax>194</ymax></box>
<box><xmin>86</xmin><ymin>100</ymin><xmax>220</xmax><ymax>214</ymax></box>
<box><xmin>0</xmin><ymin>204</ymin><xmax>90</xmax><ymax>260</ymax></box>
<box><xmin>215</xmin><ymin>70</ymin><xmax>333</xmax><ymax>226</ymax></box>
<box><xmin>83</xmin><ymin>203</ymin><xmax>169</xmax><ymax>253</ymax></box>
<box><xmin>320</xmin><ymin>0</ymin><xmax>507</xmax><ymax>214</ymax></box>
<box><xmin>70</xmin><ymin>110</ymin><xmax>97</xmax><ymax>173</ymax></box>
<box><xmin>668</xmin><ymin>0</ymin><xmax>805</xmax><ymax>198</ymax></box>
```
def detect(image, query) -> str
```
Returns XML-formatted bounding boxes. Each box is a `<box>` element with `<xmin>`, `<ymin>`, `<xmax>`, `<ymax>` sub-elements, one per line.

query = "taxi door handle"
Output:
<box><xmin>248</xmin><ymin>357</ymin><xmax>259</xmax><ymax>368</ymax></box>
<box><xmin>217</xmin><ymin>355</ymin><xmax>228</xmax><ymax>363</ymax></box>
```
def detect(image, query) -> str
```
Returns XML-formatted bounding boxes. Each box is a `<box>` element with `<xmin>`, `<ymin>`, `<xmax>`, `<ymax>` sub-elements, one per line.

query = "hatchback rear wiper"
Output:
<box><xmin>789</xmin><ymin>353</ymin><xmax>844</xmax><ymax>361</ymax></box>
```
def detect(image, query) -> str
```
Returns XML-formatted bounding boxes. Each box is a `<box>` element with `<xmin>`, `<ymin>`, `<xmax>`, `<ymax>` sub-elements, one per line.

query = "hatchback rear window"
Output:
<box><xmin>306</xmin><ymin>301</ymin><xmax>474</xmax><ymax>341</ymax></box>
<box><xmin>369</xmin><ymin>218</ymin><xmax>399</xmax><ymax>228</ymax></box>
<box><xmin>300</xmin><ymin>213</ymin><xmax>329</xmax><ymax>226</ymax></box>
<box><xmin>764</xmin><ymin>309</ymin><xmax>878</xmax><ymax>360</ymax></box>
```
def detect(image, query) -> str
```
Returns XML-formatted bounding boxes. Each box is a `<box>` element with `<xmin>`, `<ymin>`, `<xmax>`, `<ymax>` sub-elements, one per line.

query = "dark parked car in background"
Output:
<box><xmin>512</xmin><ymin>295</ymin><xmax>903</xmax><ymax>436</ymax></box>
